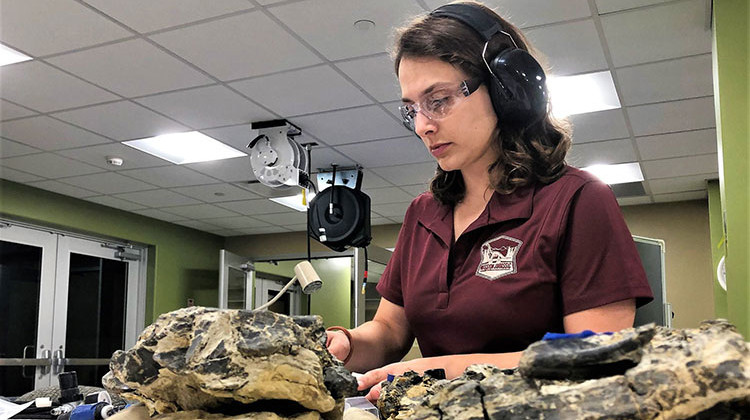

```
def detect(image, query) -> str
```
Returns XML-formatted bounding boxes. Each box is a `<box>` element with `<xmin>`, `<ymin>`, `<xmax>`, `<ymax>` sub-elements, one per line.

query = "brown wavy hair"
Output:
<box><xmin>392</xmin><ymin>1</ymin><xmax>571</xmax><ymax>206</ymax></box>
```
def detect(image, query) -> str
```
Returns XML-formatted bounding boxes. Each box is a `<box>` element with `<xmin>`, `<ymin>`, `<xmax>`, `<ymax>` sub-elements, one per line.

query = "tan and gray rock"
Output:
<box><xmin>380</xmin><ymin>320</ymin><xmax>750</xmax><ymax>419</ymax></box>
<box><xmin>103</xmin><ymin>307</ymin><xmax>357</xmax><ymax>419</ymax></box>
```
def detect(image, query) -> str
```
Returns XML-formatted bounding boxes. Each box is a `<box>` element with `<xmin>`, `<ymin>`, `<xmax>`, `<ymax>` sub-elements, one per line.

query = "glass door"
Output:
<box><xmin>219</xmin><ymin>250</ymin><xmax>254</xmax><ymax>309</ymax></box>
<box><xmin>0</xmin><ymin>225</ymin><xmax>57</xmax><ymax>396</ymax></box>
<box><xmin>52</xmin><ymin>236</ymin><xmax>141</xmax><ymax>388</ymax></box>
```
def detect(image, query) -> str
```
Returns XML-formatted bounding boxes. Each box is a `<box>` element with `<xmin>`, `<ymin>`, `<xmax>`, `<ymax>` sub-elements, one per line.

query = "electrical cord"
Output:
<box><xmin>255</xmin><ymin>276</ymin><xmax>298</xmax><ymax>311</ymax></box>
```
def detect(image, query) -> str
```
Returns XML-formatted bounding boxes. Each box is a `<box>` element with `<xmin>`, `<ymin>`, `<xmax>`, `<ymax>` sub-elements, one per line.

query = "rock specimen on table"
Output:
<box><xmin>378</xmin><ymin>320</ymin><xmax>750</xmax><ymax>419</ymax></box>
<box><xmin>102</xmin><ymin>306</ymin><xmax>357</xmax><ymax>419</ymax></box>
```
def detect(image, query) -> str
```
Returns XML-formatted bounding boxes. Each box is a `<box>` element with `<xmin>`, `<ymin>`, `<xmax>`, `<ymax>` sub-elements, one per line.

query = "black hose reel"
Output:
<box><xmin>307</xmin><ymin>167</ymin><xmax>371</xmax><ymax>252</ymax></box>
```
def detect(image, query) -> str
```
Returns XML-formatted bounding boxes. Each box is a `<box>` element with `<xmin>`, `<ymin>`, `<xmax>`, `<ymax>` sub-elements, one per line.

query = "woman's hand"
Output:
<box><xmin>356</xmin><ymin>357</ymin><xmax>451</xmax><ymax>403</ymax></box>
<box><xmin>325</xmin><ymin>330</ymin><xmax>351</xmax><ymax>363</ymax></box>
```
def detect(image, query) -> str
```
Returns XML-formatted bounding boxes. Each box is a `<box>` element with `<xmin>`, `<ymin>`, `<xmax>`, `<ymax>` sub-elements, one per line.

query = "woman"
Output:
<box><xmin>327</xmin><ymin>1</ymin><xmax>652</xmax><ymax>402</ymax></box>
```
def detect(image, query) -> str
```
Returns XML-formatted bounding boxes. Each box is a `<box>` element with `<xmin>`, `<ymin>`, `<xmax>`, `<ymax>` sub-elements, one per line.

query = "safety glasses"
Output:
<box><xmin>398</xmin><ymin>78</ymin><xmax>482</xmax><ymax>131</ymax></box>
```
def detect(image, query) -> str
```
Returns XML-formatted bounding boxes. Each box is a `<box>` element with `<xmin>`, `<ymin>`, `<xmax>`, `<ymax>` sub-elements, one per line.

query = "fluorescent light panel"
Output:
<box><xmin>123</xmin><ymin>132</ymin><xmax>245</xmax><ymax>164</ymax></box>
<box><xmin>548</xmin><ymin>71</ymin><xmax>621</xmax><ymax>117</ymax></box>
<box><xmin>581</xmin><ymin>162</ymin><xmax>644</xmax><ymax>185</ymax></box>
<box><xmin>0</xmin><ymin>43</ymin><xmax>32</xmax><ymax>66</ymax></box>
<box><xmin>270</xmin><ymin>191</ymin><xmax>315</xmax><ymax>212</ymax></box>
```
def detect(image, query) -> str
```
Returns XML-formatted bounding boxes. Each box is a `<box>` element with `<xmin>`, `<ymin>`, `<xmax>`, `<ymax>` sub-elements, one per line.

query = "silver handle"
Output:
<box><xmin>41</xmin><ymin>349</ymin><xmax>51</xmax><ymax>375</ymax></box>
<box><xmin>53</xmin><ymin>349</ymin><xmax>65</xmax><ymax>375</ymax></box>
<box><xmin>22</xmin><ymin>345</ymin><xmax>36</xmax><ymax>378</ymax></box>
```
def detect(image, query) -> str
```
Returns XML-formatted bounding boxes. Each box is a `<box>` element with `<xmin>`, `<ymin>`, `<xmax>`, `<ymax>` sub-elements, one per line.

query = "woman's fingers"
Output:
<box><xmin>365</xmin><ymin>382</ymin><xmax>382</xmax><ymax>403</ymax></box>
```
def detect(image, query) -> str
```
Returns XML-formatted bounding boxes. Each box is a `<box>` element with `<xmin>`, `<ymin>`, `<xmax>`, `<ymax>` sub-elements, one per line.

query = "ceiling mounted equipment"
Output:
<box><xmin>247</xmin><ymin>119</ymin><xmax>310</xmax><ymax>191</ymax></box>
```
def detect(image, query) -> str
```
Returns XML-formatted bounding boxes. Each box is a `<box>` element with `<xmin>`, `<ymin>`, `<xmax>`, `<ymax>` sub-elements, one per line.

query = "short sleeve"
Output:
<box><xmin>557</xmin><ymin>181</ymin><xmax>653</xmax><ymax>315</ymax></box>
<box><xmin>375</xmin><ymin>200</ymin><xmax>420</xmax><ymax>307</ymax></box>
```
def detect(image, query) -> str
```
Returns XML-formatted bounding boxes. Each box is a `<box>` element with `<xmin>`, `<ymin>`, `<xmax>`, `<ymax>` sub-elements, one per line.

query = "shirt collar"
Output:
<box><xmin>418</xmin><ymin>184</ymin><xmax>535</xmax><ymax>245</ymax></box>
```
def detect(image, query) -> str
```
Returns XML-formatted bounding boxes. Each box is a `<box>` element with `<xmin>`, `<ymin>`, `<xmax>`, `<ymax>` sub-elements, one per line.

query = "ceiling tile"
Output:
<box><xmin>113</xmin><ymin>189</ymin><xmax>200</xmax><ymax>207</ymax></box>
<box><xmin>627</xmin><ymin>97</ymin><xmax>715</xmax><ymax>137</ymax></box>
<box><xmin>47</xmin><ymin>39</ymin><xmax>214</xmax><ymax>97</ymax></box>
<box><xmin>596</xmin><ymin>0</ymin><xmax>673</xmax><ymax>14</ymax></box>
<box><xmin>174</xmin><ymin>219</ymin><xmax>223</xmax><ymax>231</ymax></box>
<box><xmin>270</xmin><ymin>0</ymin><xmax>424</xmax><ymax>60</ymax></box>
<box><xmin>0</xmin><ymin>167</ymin><xmax>44</xmax><ymax>183</ymax></box>
<box><xmin>230</xmin><ymin>65</ymin><xmax>372</xmax><ymax>116</ymax></box>
<box><xmin>636</xmin><ymin>128</ymin><xmax>717</xmax><ymax>161</ymax></box>
<box><xmin>53</xmin><ymin>101</ymin><xmax>188</xmax><ymax>141</ymax></box>
<box><xmin>0</xmin><ymin>138</ymin><xmax>40</xmax><ymax>157</ymax></box>
<box><xmin>135</xmin><ymin>85</ymin><xmax>274</xmax><ymax>129</ymax></box>
<box><xmin>199</xmin><ymin>216</ymin><xmax>270</xmax><ymax>229</ymax></box>
<box><xmin>150</xmin><ymin>11</ymin><xmax>321</xmax><ymax>81</ymax></box>
<box><xmin>254</xmin><ymin>211</ymin><xmax>307</xmax><ymax>225</ymax></box>
<box><xmin>57</xmin><ymin>142</ymin><xmax>172</xmax><ymax>170</ymax></box>
<box><xmin>184</xmin><ymin>157</ymin><xmax>255</xmax><ymax>183</ymax></box>
<box><xmin>525</xmin><ymin>19</ymin><xmax>608</xmax><ymax>75</ymax></box>
<box><xmin>652</xmin><ymin>190</ymin><xmax>707</xmax><ymax>203</ymax></box>
<box><xmin>0</xmin><ymin>0</ymin><xmax>132</xmax><ymax>56</ymax></box>
<box><xmin>335</xmin><ymin>137</ymin><xmax>430</xmax><ymax>168</ymax></box>
<box><xmin>235</xmin><ymin>226</ymin><xmax>291</xmax><ymax>235</ymax></box>
<box><xmin>641</xmin><ymin>153</ymin><xmax>718</xmax><ymax>180</ymax></box>
<box><xmin>648</xmin><ymin>174</ymin><xmax>711</xmax><ymax>195</ymax></box>
<box><xmin>568</xmin><ymin>109</ymin><xmax>629</xmax><ymax>143</ymax></box>
<box><xmin>84</xmin><ymin>0</ymin><xmax>255</xmax><ymax>33</ymax></box>
<box><xmin>371</xmin><ymin>201</ymin><xmax>410</xmax><ymax>218</ymax></box>
<box><xmin>0</xmin><ymin>61</ymin><xmax>118</xmax><ymax>112</ymax></box>
<box><xmin>601</xmin><ymin>0</ymin><xmax>711</xmax><ymax>67</ymax></box>
<box><xmin>292</xmin><ymin>105</ymin><xmax>406</xmax><ymax>145</ymax></box>
<box><xmin>371</xmin><ymin>162</ymin><xmax>437</xmax><ymax>186</ymax></box>
<box><xmin>400</xmin><ymin>184</ymin><xmax>428</xmax><ymax>197</ymax></box>
<box><xmin>360</xmin><ymin>169</ymin><xmax>394</xmax><ymax>189</ymax></box>
<box><xmin>59</xmin><ymin>172</ymin><xmax>155</xmax><ymax>194</ymax></box>
<box><xmin>567</xmin><ymin>138</ymin><xmax>637</xmax><ymax>167</ymax></box>
<box><xmin>120</xmin><ymin>166</ymin><xmax>218</xmax><ymax>188</ymax></box>
<box><xmin>336</xmin><ymin>55</ymin><xmax>401</xmax><ymax>102</ymax></box>
<box><xmin>423</xmin><ymin>0</ymin><xmax>591</xmax><ymax>27</ymax></box>
<box><xmin>215</xmin><ymin>198</ymin><xmax>291</xmax><ymax>215</ymax></box>
<box><xmin>617</xmin><ymin>196</ymin><xmax>653</xmax><ymax>206</ymax></box>
<box><xmin>1</xmin><ymin>100</ymin><xmax>38</xmax><ymax>121</ymax></box>
<box><xmin>234</xmin><ymin>181</ymin><xmax>298</xmax><ymax>199</ymax></box>
<box><xmin>85</xmin><ymin>195</ymin><xmax>148</xmax><ymax>211</ymax></box>
<box><xmin>131</xmin><ymin>208</ymin><xmax>188</xmax><ymax>222</ymax></box>
<box><xmin>307</xmin><ymin>147</ymin><xmax>357</xmax><ymax>171</ymax></box>
<box><xmin>284</xmin><ymin>223</ymin><xmax>309</xmax><ymax>232</ymax></box>
<box><xmin>616</xmin><ymin>54</ymin><xmax>713</xmax><ymax>106</ymax></box>
<box><xmin>1</xmin><ymin>153</ymin><xmax>102</xmax><ymax>178</ymax></box>
<box><xmin>0</xmin><ymin>116</ymin><xmax>111</xmax><ymax>150</ymax></box>
<box><xmin>27</xmin><ymin>180</ymin><xmax>98</xmax><ymax>198</ymax></box>
<box><xmin>170</xmin><ymin>183</ymin><xmax>260</xmax><ymax>203</ymax></box>
<box><xmin>161</xmin><ymin>203</ymin><xmax>238</xmax><ymax>219</ymax></box>
<box><xmin>371</xmin><ymin>217</ymin><xmax>396</xmax><ymax>226</ymax></box>
<box><xmin>199</xmin><ymin>124</ymin><xmax>254</xmax><ymax>151</ymax></box>
<box><xmin>363</xmin><ymin>186</ymin><xmax>414</xmax><ymax>204</ymax></box>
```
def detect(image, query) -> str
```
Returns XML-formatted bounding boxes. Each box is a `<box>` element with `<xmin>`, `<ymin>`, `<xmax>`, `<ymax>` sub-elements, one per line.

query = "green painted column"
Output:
<box><xmin>712</xmin><ymin>0</ymin><xmax>749</xmax><ymax>337</ymax></box>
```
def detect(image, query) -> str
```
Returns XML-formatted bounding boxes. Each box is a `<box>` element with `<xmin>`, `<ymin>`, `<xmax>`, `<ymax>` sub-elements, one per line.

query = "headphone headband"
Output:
<box><xmin>430</xmin><ymin>3</ymin><xmax>504</xmax><ymax>43</ymax></box>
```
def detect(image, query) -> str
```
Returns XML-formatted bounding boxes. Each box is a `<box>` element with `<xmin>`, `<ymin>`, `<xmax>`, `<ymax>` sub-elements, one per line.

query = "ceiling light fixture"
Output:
<box><xmin>581</xmin><ymin>162</ymin><xmax>644</xmax><ymax>185</ymax></box>
<box><xmin>123</xmin><ymin>131</ymin><xmax>245</xmax><ymax>164</ymax></box>
<box><xmin>547</xmin><ymin>71</ymin><xmax>621</xmax><ymax>118</ymax></box>
<box><xmin>0</xmin><ymin>43</ymin><xmax>32</xmax><ymax>67</ymax></box>
<box><xmin>353</xmin><ymin>19</ymin><xmax>375</xmax><ymax>31</ymax></box>
<box><xmin>270</xmin><ymin>191</ymin><xmax>315</xmax><ymax>212</ymax></box>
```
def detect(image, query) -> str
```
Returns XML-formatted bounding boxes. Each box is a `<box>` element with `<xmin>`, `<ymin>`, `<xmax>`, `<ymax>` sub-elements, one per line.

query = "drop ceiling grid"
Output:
<box><xmin>0</xmin><ymin>0</ymin><xmax>721</xmax><ymax>236</ymax></box>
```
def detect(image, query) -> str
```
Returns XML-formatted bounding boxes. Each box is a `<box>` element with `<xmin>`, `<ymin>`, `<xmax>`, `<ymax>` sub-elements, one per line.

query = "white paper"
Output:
<box><xmin>0</xmin><ymin>399</ymin><xmax>33</xmax><ymax>420</ymax></box>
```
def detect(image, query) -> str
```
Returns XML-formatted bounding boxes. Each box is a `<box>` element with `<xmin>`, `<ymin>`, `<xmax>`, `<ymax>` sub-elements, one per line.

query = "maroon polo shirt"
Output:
<box><xmin>376</xmin><ymin>166</ymin><xmax>653</xmax><ymax>358</ymax></box>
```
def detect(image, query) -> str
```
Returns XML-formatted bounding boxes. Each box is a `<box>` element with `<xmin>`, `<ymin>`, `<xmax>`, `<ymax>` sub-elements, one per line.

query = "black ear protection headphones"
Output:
<box><xmin>430</xmin><ymin>3</ymin><xmax>548</xmax><ymax>126</ymax></box>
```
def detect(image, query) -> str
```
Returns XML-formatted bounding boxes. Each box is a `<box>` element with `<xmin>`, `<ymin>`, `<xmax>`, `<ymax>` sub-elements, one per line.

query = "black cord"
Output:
<box><xmin>329</xmin><ymin>164</ymin><xmax>337</xmax><ymax>215</ymax></box>
<box><xmin>362</xmin><ymin>246</ymin><xmax>369</xmax><ymax>295</ymax></box>
<box><xmin>305</xmin><ymin>144</ymin><xmax>313</xmax><ymax>263</ymax></box>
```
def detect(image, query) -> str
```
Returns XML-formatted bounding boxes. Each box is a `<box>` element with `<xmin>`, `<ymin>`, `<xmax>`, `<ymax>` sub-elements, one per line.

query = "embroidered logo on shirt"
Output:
<box><xmin>476</xmin><ymin>235</ymin><xmax>523</xmax><ymax>280</ymax></box>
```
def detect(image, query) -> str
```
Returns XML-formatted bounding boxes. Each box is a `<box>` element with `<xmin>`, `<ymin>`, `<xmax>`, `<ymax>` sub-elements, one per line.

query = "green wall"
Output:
<box><xmin>255</xmin><ymin>257</ymin><xmax>351</xmax><ymax>328</ymax></box>
<box><xmin>712</xmin><ymin>0</ymin><xmax>750</xmax><ymax>337</ymax></box>
<box><xmin>0</xmin><ymin>180</ymin><xmax>224</xmax><ymax>323</ymax></box>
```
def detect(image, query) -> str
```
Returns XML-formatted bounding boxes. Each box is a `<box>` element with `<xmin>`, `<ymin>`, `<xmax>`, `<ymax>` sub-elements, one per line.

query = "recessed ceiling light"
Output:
<box><xmin>581</xmin><ymin>162</ymin><xmax>644</xmax><ymax>185</ymax></box>
<box><xmin>123</xmin><ymin>131</ymin><xmax>246</xmax><ymax>164</ymax></box>
<box><xmin>0</xmin><ymin>43</ymin><xmax>32</xmax><ymax>67</ymax></box>
<box><xmin>353</xmin><ymin>19</ymin><xmax>375</xmax><ymax>31</ymax></box>
<box><xmin>547</xmin><ymin>71</ymin><xmax>621</xmax><ymax>118</ymax></box>
<box><xmin>270</xmin><ymin>191</ymin><xmax>315</xmax><ymax>212</ymax></box>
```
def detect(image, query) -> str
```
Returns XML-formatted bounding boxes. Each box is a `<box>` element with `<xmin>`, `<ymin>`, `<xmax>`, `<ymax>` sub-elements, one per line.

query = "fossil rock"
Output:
<box><xmin>103</xmin><ymin>307</ymin><xmax>357</xmax><ymax>419</ymax></box>
<box><xmin>379</xmin><ymin>320</ymin><xmax>750</xmax><ymax>419</ymax></box>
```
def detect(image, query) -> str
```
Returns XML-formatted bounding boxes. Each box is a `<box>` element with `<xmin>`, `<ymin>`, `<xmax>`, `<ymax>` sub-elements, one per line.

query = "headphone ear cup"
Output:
<box><xmin>487</xmin><ymin>48</ymin><xmax>548</xmax><ymax>124</ymax></box>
